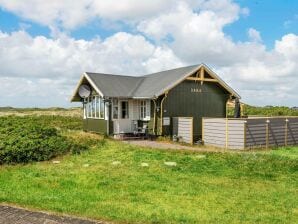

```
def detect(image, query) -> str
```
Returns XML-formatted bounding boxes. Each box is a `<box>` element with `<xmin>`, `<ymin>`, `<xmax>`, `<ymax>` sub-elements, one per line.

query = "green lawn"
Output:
<box><xmin>0</xmin><ymin>133</ymin><xmax>297</xmax><ymax>223</ymax></box>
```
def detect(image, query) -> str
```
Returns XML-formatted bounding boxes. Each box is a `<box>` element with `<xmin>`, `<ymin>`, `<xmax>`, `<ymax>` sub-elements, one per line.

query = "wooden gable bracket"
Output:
<box><xmin>186</xmin><ymin>67</ymin><xmax>218</xmax><ymax>83</ymax></box>
<box><xmin>194</xmin><ymin>70</ymin><xmax>199</xmax><ymax>83</ymax></box>
<box><xmin>200</xmin><ymin>67</ymin><xmax>204</xmax><ymax>85</ymax></box>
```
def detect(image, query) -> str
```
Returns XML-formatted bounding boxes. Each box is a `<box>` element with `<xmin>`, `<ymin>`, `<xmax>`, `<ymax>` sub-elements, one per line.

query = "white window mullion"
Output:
<box><xmin>88</xmin><ymin>97</ymin><xmax>91</xmax><ymax>118</ymax></box>
<box><xmin>145</xmin><ymin>100</ymin><xmax>151</xmax><ymax>120</ymax></box>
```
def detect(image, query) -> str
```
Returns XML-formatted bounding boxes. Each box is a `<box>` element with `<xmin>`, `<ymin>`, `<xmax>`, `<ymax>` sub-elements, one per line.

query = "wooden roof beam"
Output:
<box><xmin>200</xmin><ymin>67</ymin><xmax>204</xmax><ymax>85</ymax></box>
<box><xmin>186</xmin><ymin>77</ymin><xmax>218</xmax><ymax>82</ymax></box>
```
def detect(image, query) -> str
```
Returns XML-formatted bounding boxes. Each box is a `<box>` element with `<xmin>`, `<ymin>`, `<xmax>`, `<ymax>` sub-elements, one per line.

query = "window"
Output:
<box><xmin>121</xmin><ymin>101</ymin><xmax>129</xmax><ymax>119</ymax></box>
<box><xmin>95</xmin><ymin>97</ymin><xmax>100</xmax><ymax>118</ymax></box>
<box><xmin>92</xmin><ymin>96</ymin><xmax>96</xmax><ymax>117</ymax></box>
<box><xmin>88</xmin><ymin>97</ymin><xmax>92</xmax><ymax>117</ymax></box>
<box><xmin>85</xmin><ymin>95</ymin><xmax>104</xmax><ymax>119</ymax></box>
<box><xmin>100</xmin><ymin>98</ymin><xmax>104</xmax><ymax>118</ymax></box>
<box><xmin>139</xmin><ymin>100</ymin><xmax>150</xmax><ymax>120</ymax></box>
<box><xmin>112</xmin><ymin>99</ymin><xmax>118</xmax><ymax>119</ymax></box>
<box><xmin>139</xmin><ymin>100</ymin><xmax>146</xmax><ymax>120</ymax></box>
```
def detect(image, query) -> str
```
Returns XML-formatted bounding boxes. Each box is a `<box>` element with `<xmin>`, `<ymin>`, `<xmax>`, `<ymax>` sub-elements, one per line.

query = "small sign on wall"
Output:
<box><xmin>191</xmin><ymin>88</ymin><xmax>202</xmax><ymax>93</ymax></box>
<box><xmin>163</xmin><ymin>117</ymin><xmax>170</xmax><ymax>126</ymax></box>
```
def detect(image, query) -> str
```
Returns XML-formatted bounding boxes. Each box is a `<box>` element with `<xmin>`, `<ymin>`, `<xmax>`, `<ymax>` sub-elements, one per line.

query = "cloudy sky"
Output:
<box><xmin>0</xmin><ymin>0</ymin><xmax>297</xmax><ymax>107</ymax></box>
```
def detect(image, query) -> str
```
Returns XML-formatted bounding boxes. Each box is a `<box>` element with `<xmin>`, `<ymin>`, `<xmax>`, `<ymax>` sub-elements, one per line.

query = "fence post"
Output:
<box><xmin>191</xmin><ymin>117</ymin><xmax>193</xmax><ymax>145</ymax></box>
<box><xmin>285</xmin><ymin>118</ymin><xmax>289</xmax><ymax>146</ymax></box>
<box><xmin>266</xmin><ymin>119</ymin><xmax>270</xmax><ymax>149</ymax></box>
<box><xmin>244</xmin><ymin>120</ymin><xmax>247</xmax><ymax>149</ymax></box>
<box><xmin>225</xmin><ymin>118</ymin><xmax>229</xmax><ymax>149</ymax></box>
<box><xmin>202</xmin><ymin>118</ymin><xmax>204</xmax><ymax>143</ymax></box>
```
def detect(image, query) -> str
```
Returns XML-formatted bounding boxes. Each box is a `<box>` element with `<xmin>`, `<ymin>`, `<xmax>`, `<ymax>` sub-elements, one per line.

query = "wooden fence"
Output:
<box><xmin>202</xmin><ymin>117</ymin><xmax>298</xmax><ymax>149</ymax></box>
<box><xmin>173</xmin><ymin>117</ymin><xmax>193</xmax><ymax>144</ymax></box>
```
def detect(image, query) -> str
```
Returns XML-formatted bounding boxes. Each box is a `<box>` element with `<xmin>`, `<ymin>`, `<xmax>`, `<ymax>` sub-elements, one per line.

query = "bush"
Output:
<box><xmin>228</xmin><ymin>105</ymin><xmax>298</xmax><ymax>117</ymax></box>
<box><xmin>0</xmin><ymin>116</ymin><xmax>87</xmax><ymax>164</ymax></box>
<box><xmin>24</xmin><ymin>115</ymin><xmax>83</xmax><ymax>130</ymax></box>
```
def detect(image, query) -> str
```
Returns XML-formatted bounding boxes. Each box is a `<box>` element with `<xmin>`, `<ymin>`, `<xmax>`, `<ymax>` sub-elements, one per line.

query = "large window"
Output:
<box><xmin>121</xmin><ymin>101</ymin><xmax>129</xmax><ymax>119</ymax></box>
<box><xmin>85</xmin><ymin>96</ymin><xmax>104</xmax><ymax>119</ymax></box>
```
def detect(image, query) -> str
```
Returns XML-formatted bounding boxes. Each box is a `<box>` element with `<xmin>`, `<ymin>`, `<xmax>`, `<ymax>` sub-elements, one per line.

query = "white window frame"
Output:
<box><xmin>85</xmin><ymin>95</ymin><xmax>104</xmax><ymax>119</ymax></box>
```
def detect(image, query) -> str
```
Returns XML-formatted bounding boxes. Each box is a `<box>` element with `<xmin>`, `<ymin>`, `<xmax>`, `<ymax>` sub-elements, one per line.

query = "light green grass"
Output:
<box><xmin>0</xmin><ymin>136</ymin><xmax>297</xmax><ymax>223</ymax></box>
<box><xmin>268</xmin><ymin>147</ymin><xmax>298</xmax><ymax>159</ymax></box>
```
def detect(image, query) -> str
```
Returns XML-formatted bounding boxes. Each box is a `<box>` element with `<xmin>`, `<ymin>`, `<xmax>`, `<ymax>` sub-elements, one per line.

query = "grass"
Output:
<box><xmin>0</xmin><ymin>132</ymin><xmax>297</xmax><ymax>223</ymax></box>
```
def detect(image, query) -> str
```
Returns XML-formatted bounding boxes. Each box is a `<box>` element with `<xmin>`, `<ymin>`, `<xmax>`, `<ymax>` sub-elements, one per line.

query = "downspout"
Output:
<box><xmin>160</xmin><ymin>92</ymin><xmax>168</xmax><ymax>135</ymax></box>
<box><xmin>152</xmin><ymin>99</ymin><xmax>157</xmax><ymax>135</ymax></box>
<box><xmin>104</xmin><ymin>98</ymin><xmax>111</xmax><ymax>136</ymax></box>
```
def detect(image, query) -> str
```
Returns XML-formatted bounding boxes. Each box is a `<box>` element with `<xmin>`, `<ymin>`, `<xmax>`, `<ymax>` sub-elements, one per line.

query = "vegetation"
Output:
<box><xmin>0</xmin><ymin>135</ymin><xmax>297</xmax><ymax>223</ymax></box>
<box><xmin>228</xmin><ymin>104</ymin><xmax>298</xmax><ymax>117</ymax></box>
<box><xmin>0</xmin><ymin>109</ymin><xmax>297</xmax><ymax>223</ymax></box>
<box><xmin>0</xmin><ymin>107</ymin><xmax>82</xmax><ymax>117</ymax></box>
<box><xmin>0</xmin><ymin>116</ymin><xmax>85</xmax><ymax>164</ymax></box>
<box><xmin>0</xmin><ymin>106</ymin><xmax>73</xmax><ymax>112</ymax></box>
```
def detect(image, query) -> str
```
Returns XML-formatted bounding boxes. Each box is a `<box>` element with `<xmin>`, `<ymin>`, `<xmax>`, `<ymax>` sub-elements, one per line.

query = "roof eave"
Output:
<box><xmin>70</xmin><ymin>74</ymin><xmax>85</xmax><ymax>102</ymax></box>
<box><xmin>84</xmin><ymin>73</ymin><xmax>104</xmax><ymax>97</ymax></box>
<box><xmin>132</xmin><ymin>96</ymin><xmax>154</xmax><ymax>99</ymax></box>
<box><xmin>202</xmin><ymin>63</ymin><xmax>241</xmax><ymax>99</ymax></box>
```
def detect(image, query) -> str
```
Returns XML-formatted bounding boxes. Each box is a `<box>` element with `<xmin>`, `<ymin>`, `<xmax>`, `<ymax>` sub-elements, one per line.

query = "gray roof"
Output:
<box><xmin>72</xmin><ymin>64</ymin><xmax>240</xmax><ymax>101</ymax></box>
<box><xmin>133</xmin><ymin>65</ymin><xmax>199</xmax><ymax>97</ymax></box>
<box><xmin>86</xmin><ymin>73</ymin><xmax>143</xmax><ymax>98</ymax></box>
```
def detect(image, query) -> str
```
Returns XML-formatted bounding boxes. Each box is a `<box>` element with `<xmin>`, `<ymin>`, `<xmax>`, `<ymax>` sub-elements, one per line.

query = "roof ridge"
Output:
<box><xmin>128</xmin><ymin>77</ymin><xmax>146</xmax><ymax>96</ymax></box>
<box><xmin>85</xmin><ymin>72</ymin><xmax>142</xmax><ymax>79</ymax></box>
<box><xmin>141</xmin><ymin>64</ymin><xmax>200</xmax><ymax>77</ymax></box>
<box><xmin>85</xmin><ymin>64</ymin><xmax>200</xmax><ymax>78</ymax></box>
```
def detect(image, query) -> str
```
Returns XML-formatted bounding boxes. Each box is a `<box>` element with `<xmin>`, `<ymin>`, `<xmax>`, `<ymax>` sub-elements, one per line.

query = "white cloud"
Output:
<box><xmin>0</xmin><ymin>0</ymin><xmax>90</xmax><ymax>29</ymax></box>
<box><xmin>136</xmin><ymin>1</ymin><xmax>298</xmax><ymax>106</ymax></box>
<box><xmin>143</xmin><ymin>46</ymin><xmax>184</xmax><ymax>73</ymax></box>
<box><xmin>0</xmin><ymin>30</ymin><xmax>182</xmax><ymax>106</ymax></box>
<box><xmin>137</xmin><ymin>1</ymin><xmax>256</xmax><ymax>66</ymax></box>
<box><xmin>0</xmin><ymin>0</ymin><xmax>297</xmax><ymax>107</ymax></box>
<box><xmin>248</xmin><ymin>28</ymin><xmax>262</xmax><ymax>42</ymax></box>
<box><xmin>0</xmin><ymin>0</ymin><xmax>177</xmax><ymax>31</ymax></box>
<box><xmin>275</xmin><ymin>34</ymin><xmax>298</xmax><ymax>59</ymax></box>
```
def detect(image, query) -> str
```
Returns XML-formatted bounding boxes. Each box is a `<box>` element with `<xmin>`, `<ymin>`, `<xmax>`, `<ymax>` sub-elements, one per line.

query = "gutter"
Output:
<box><xmin>159</xmin><ymin>92</ymin><xmax>168</xmax><ymax>135</ymax></box>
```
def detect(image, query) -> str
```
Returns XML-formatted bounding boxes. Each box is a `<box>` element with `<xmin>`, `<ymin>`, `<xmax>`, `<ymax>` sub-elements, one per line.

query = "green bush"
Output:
<box><xmin>0</xmin><ymin>116</ymin><xmax>86</xmax><ymax>164</ymax></box>
<box><xmin>24</xmin><ymin>115</ymin><xmax>83</xmax><ymax>130</ymax></box>
<box><xmin>228</xmin><ymin>105</ymin><xmax>298</xmax><ymax>117</ymax></box>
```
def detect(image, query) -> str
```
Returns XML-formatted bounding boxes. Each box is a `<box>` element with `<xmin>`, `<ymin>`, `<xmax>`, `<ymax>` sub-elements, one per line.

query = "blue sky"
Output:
<box><xmin>226</xmin><ymin>0</ymin><xmax>298</xmax><ymax>49</ymax></box>
<box><xmin>0</xmin><ymin>0</ymin><xmax>297</xmax><ymax>107</ymax></box>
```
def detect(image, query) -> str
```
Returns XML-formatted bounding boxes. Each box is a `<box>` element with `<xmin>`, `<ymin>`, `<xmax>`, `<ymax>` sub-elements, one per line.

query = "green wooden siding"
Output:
<box><xmin>158</xmin><ymin>80</ymin><xmax>230</xmax><ymax>139</ymax></box>
<box><xmin>83</xmin><ymin>118</ymin><xmax>108</xmax><ymax>134</ymax></box>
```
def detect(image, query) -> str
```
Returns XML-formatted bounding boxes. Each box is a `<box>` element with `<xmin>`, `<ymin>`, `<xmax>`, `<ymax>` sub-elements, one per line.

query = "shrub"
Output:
<box><xmin>228</xmin><ymin>105</ymin><xmax>298</xmax><ymax>117</ymax></box>
<box><xmin>0</xmin><ymin>116</ymin><xmax>87</xmax><ymax>164</ymax></box>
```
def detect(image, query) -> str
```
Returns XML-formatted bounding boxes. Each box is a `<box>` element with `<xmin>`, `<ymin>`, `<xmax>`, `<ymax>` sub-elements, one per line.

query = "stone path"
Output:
<box><xmin>0</xmin><ymin>205</ymin><xmax>106</xmax><ymax>224</ymax></box>
<box><xmin>124</xmin><ymin>140</ymin><xmax>224</xmax><ymax>152</ymax></box>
